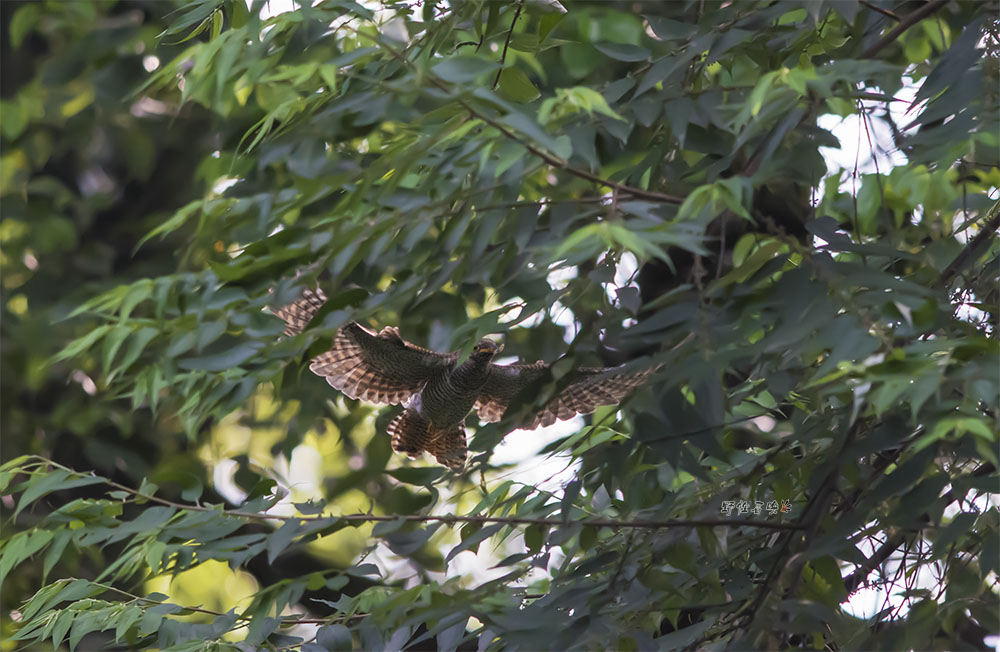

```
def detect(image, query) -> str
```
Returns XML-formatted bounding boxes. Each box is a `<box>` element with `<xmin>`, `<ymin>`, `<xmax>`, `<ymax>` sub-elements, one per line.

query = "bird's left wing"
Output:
<box><xmin>475</xmin><ymin>362</ymin><xmax>656</xmax><ymax>429</ymax></box>
<box><xmin>273</xmin><ymin>289</ymin><xmax>457</xmax><ymax>405</ymax></box>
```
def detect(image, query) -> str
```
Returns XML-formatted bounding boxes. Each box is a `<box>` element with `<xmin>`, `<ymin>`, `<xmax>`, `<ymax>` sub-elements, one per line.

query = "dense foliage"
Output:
<box><xmin>2</xmin><ymin>0</ymin><xmax>998</xmax><ymax>649</ymax></box>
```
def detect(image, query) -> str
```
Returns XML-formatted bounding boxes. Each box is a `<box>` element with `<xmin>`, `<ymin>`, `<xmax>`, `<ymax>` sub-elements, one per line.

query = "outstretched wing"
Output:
<box><xmin>472</xmin><ymin>362</ymin><xmax>548</xmax><ymax>424</ymax></box>
<box><xmin>474</xmin><ymin>362</ymin><xmax>656</xmax><ymax>429</ymax></box>
<box><xmin>273</xmin><ymin>289</ymin><xmax>456</xmax><ymax>405</ymax></box>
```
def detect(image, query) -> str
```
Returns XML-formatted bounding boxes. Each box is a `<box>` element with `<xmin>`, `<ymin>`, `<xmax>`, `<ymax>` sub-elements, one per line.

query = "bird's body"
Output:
<box><xmin>273</xmin><ymin>288</ymin><xmax>656</xmax><ymax>470</ymax></box>
<box><xmin>386</xmin><ymin>341</ymin><xmax>499</xmax><ymax>469</ymax></box>
<box><xmin>413</xmin><ymin>345</ymin><xmax>497</xmax><ymax>427</ymax></box>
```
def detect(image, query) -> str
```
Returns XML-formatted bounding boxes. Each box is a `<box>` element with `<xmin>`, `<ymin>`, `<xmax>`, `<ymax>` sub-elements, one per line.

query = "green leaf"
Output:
<box><xmin>178</xmin><ymin>341</ymin><xmax>262</xmax><ymax>371</ymax></box>
<box><xmin>119</xmin><ymin>280</ymin><xmax>154</xmax><ymax>320</ymax></box>
<box><xmin>101</xmin><ymin>325</ymin><xmax>132</xmax><ymax>377</ymax></box>
<box><xmin>432</xmin><ymin>57</ymin><xmax>498</xmax><ymax>83</ymax></box>
<box><xmin>52</xmin><ymin>325</ymin><xmax>113</xmax><ymax>364</ymax></box>
<box><xmin>0</xmin><ymin>530</ymin><xmax>53</xmax><ymax>586</ymax></box>
<box><xmin>266</xmin><ymin>519</ymin><xmax>302</xmax><ymax>564</ymax></box>
<box><xmin>525</xmin><ymin>524</ymin><xmax>546</xmax><ymax>553</ymax></box>
<box><xmin>110</xmin><ymin>327</ymin><xmax>160</xmax><ymax>382</ymax></box>
<box><xmin>499</xmin><ymin>112</ymin><xmax>571</xmax><ymax>158</ymax></box>
<box><xmin>913</xmin><ymin>19</ymin><xmax>983</xmax><ymax>105</ymax></box>
<box><xmin>50</xmin><ymin>609</ymin><xmax>75</xmax><ymax>650</ymax></box>
<box><xmin>644</xmin><ymin>16</ymin><xmax>697</xmax><ymax>41</ymax></box>
<box><xmin>135</xmin><ymin>200</ymin><xmax>203</xmax><ymax>252</ymax></box>
<box><xmin>539</xmin><ymin>12</ymin><xmax>565</xmax><ymax>41</ymax></box>
<box><xmin>42</xmin><ymin>529</ymin><xmax>73</xmax><ymax>582</ymax></box>
<box><xmin>21</xmin><ymin>579</ymin><xmax>102</xmax><ymax>623</ymax></box>
<box><xmin>16</xmin><ymin>470</ymin><xmax>103</xmax><ymax>518</ymax></box>
<box><xmin>10</xmin><ymin>4</ymin><xmax>42</xmax><ymax>48</ymax></box>
<box><xmin>594</xmin><ymin>42</ymin><xmax>650</xmax><ymax>62</ymax></box>
<box><xmin>1</xmin><ymin>454</ymin><xmax>35</xmax><ymax>473</ymax></box>
<box><xmin>447</xmin><ymin>523</ymin><xmax>503</xmax><ymax>561</ymax></box>
<box><xmin>498</xmin><ymin>67</ymin><xmax>540</xmax><ymax>103</ymax></box>
<box><xmin>524</xmin><ymin>0</ymin><xmax>567</xmax><ymax>14</ymax></box>
<box><xmin>114</xmin><ymin>604</ymin><xmax>144</xmax><ymax>643</ymax></box>
<box><xmin>317</xmin><ymin>624</ymin><xmax>354</xmax><ymax>651</ymax></box>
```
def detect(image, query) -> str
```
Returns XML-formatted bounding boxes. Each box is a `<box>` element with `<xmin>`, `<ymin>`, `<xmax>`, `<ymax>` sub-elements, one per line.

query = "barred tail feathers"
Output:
<box><xmin>426</xmin><ymin>428</ymin><xmax>468</xmax><ymax>471</ymax></box>
<box><xmin>387</xmin><ymin>409</ymin><xmax>433</xmax><ymax>457</ymax></box>
<box><xmin>387</xmin><ymin>409</ymin><xmax>467</xmax><ymax>470</ymax></box>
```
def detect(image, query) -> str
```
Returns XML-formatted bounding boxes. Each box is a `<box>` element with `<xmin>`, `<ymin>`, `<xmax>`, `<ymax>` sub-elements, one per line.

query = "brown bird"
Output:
<box><xmin>273</xmin><ymin>288</ymin><xmax>657</xmax><ymax>470</ymax></box>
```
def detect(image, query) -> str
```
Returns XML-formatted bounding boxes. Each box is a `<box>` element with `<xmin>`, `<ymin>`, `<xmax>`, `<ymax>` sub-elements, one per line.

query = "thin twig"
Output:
<box><xmin>860</xmin><ymin>0</ymin><xmax>901</xmax><ymax>21</ymax></box>
<box><xmin>18</xmin><ymin>456</ymin><xmax>804</xmax><ymax>531</ymax></box>
<box><xmin>91</xmin><ymin>580</ymin><xmax>239</xmax><ymax>619</ymax></box>
<box><xmin>493</xmin><ymin>2</ymin><xmax>523</xmax><ymax>89</ymax></box>
<box><xmin>351</xmin><ymin>27</ymin><xmax>685</xmax><ymax>205</ymax></box>
<box><xmin>473</xmin><ymin>196</ymin><xmax>610</xmax><ymax>211</ymax></box>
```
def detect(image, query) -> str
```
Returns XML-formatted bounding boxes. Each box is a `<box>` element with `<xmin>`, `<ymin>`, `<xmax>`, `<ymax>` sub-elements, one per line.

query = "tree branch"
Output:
<box><xmin>861</xmin><ymin>0</ymin><xmax>951</xmax><ymax>59</ymax></box>
<box><xmin>843</xmin><ymin>531</ymin><xmax>908</xmax><ymax>595</ymax></box>
<box><xmin>742</xmin><ymin>418</ymin><xmax>864</xmax><ymax>643</ymax></box>
<box><xmin>938</xmin><ymin>197</ymin><xmax>1000</xmax><ymax>288</ymax></box>
<box><xmin>842</xmin><ymin>462</ymin><xmax>996</xmax><ymax>595</ymax></box>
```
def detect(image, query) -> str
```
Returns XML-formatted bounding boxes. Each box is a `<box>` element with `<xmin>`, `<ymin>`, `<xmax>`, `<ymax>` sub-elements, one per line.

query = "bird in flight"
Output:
<box><xmin>273</xmin><ymin>288</ymin><xmax>657</xmax><ymax>470</ymax></box>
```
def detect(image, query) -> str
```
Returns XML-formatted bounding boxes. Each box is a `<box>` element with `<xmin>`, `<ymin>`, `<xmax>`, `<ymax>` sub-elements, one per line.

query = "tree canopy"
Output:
<box><xmin>2</xmin><ymin>0</ymin><xmax>998</xmax><ymax>650</ymax></box>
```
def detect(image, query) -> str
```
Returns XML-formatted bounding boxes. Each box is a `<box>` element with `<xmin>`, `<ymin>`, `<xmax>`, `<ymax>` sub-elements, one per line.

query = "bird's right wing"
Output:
<box><xmin>273</xmin><ymin>289</ymin><xmax>457</xmax><ymax>405</ymax></box>
<box><xmin>473</xmin><ymin>362</ymin><xmax>549</xmax><ymax>424</ymax></box>
<box><xmin>475</xmin><ymin>362</ymin><xmax>656</xmax><ymax>429</ymax></box>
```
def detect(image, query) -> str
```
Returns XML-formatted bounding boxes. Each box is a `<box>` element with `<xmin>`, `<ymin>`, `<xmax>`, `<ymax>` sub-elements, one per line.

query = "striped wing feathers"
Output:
<box><xmin>473</xmin><ymin>363</ymin><xmax>547</xmax><ymax>423</ymax></box>
<box><xmin>272</xmin><ymin>288</ymin><xmax>329</xmax><ymax>336</ymax></box>
<box><xmin>529</xmin><ymin>366</ymin><xmax>656</xmax><ymax>428</ymax></box>
<box><xmin>273</xmin><ymin>289</ymin><xmax>456</xmax><ymax>406</ymax></box>
<box><xmin>309</xmin><ymin>322</ymin><xmax>456</xmax><ymax>405</ymax></box>
<box><xmin>475</xmin><ymin>362</ymin><xmax>655</xmax><ymax>429</ymax></box>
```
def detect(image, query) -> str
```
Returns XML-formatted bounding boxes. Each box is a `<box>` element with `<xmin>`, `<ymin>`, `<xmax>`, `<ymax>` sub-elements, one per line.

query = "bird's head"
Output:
<box><xmin>472</xmin><ymin>338</ymin><xmax>503</xmax><ymax>360</ymax></box>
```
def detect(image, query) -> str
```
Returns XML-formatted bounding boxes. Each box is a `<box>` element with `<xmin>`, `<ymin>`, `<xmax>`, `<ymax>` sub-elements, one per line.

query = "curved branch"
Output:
<box><xmin>861</xmin><ymin>0</ymin><xmax>951</xmax><ymax>59</ymax></box>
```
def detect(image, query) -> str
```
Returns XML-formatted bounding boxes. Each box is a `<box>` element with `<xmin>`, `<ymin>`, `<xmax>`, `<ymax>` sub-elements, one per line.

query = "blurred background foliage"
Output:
<box><xmin>2</xmin><ymin>0</ymin><xmax>998</xmax><ymax>649</ymax></box>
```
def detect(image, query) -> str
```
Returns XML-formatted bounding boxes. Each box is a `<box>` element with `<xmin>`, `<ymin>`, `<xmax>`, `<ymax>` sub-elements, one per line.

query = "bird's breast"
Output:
<box><xmin>417</xmin><ymin>370</ymin><xmax>485</xmax><ymax>428</ymax></box>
